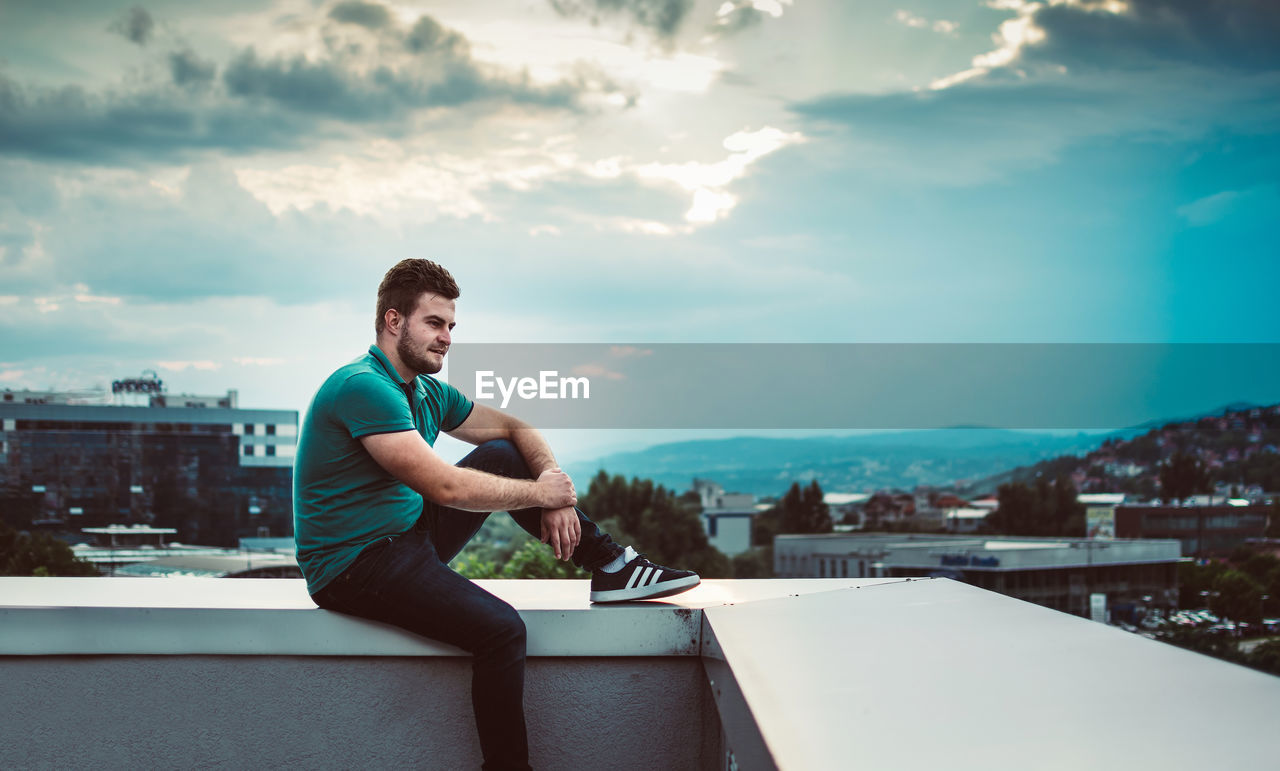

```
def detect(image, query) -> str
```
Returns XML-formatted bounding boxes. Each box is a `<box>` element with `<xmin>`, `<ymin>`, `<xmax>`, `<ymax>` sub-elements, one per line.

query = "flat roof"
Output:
<box><xmin>0</xmin><ymin>403</ymin><xmax>295</xmax><ymax>422</ymax></box>
<box><xmin>82</xmin><ymin>525</ymin><xmax>178</xmax><ymax>535</ymax></box>
<box><xmin>981</xmin><ymin>540</ymin><xmax>1064</xmax><ymax>551</ymax></box>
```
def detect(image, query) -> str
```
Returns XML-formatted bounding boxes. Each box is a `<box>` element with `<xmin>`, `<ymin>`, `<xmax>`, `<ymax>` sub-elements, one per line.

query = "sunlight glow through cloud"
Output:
<box><xmin>636</xmin><ymin>126</ymin><xmax>805</xmax><ymax>224</ymax></box>
<box><xmin>236</xmin><ymin>126</ymin><xmax>804</xmax><ymax>231</ymax></box>
<box><xmin>717</xmin><ymin>0</ymin><xmax>794</xmax><ymax>20</ymax></box>
<box><xmin>930</xmin><ymin>0</ymin><xmax>1129</xmax><ymax>90</ymax></box>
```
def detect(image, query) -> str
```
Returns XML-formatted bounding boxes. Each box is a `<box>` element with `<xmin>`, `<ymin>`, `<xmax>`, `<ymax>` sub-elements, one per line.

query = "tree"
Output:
<box><xmin>751</xmin><ymin>507</ymin><xmax>780</xmax><ymax>547</ymax></box>
<box><xmin>1209</xmin><ymin>569</ymin><xmax>1263</xmax><ymax>625</ymax></box>
<box><xmin>988</xmin><ymin>481</ymin><xmax>1036</xmax><ymax>535</ymax></box>
<box><xmin>452</xmin><ymin>553</ymin><xmax>501</xmax><ymax>579</ymax></box>
<box><xmin>580</xmin><ymin>471</ymin><xmax>732</xmax><ymax>578</ymax></box>
<box><xmin>500</xmin><ymin>540</ymin><xmax>588</xmax><ymax>579</ymax></box>
<box><xmin>1159</xmin><ymin>450</ymin><xmax>1211</xmax><ymax>505</ymax></box>
<box><xmin>778</xmin><ymin>481</ymin><xmax>833</xmax><ymax>535</ymax></box>
<box><xmin>731</xmin><ymin>547</ymin><xmax>774</xmax><ymax>578</ymax></box>
<box><xmin>987</xmin><ymin>476</ymin><xmax>1084</xmax><ymax>537</ymax></box>
<box><xmin>1245</xmin><ymin>640</ymin><xmax>1280</xmax><ymax>677</ymax></box>
<box><xmin>1178</xmin><ymin>559</ymin><xmax>1227</xmax><ymax>609</ymax></box>
<box><xmin>0</xmin><ymin>522</ymin><xmax>98</xmax><ymax>576</ymax></box>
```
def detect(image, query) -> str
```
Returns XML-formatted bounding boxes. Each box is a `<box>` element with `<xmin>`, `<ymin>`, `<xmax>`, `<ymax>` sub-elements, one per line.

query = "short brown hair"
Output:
<box><xmin>375</xmin><ymin>259</ymin><xmax>460</xmax><ymax>334</ymax></box>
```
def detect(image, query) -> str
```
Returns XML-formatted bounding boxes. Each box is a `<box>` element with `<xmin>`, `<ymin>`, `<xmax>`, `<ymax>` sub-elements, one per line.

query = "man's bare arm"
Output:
<box><xmin>360</xmin><ymin>430</ymin><xmax>575</xmax><ymax>512</ymax></box>
<box><xmin>448</xmin><ymin>404</ymin><xmax>558</xmax><ymax>475</ymax></box>
<box><xmin>448</xmin><ymin>404</ymin><xmax>582</xmax><ymax>559</ymax></box>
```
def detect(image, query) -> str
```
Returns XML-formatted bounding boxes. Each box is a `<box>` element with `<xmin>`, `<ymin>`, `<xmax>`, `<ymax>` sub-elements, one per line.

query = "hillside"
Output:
<box><xmin>963</xmin><ymin>404</ymin><xmax>1280</xmax><ymax>498</ymax></box>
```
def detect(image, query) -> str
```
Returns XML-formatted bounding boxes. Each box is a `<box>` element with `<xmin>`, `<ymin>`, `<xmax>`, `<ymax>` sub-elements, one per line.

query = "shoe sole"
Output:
<box><xmin>589</xmin><ymin>575</ymin><xmax>701</xmax><ymax>603</ymax></box>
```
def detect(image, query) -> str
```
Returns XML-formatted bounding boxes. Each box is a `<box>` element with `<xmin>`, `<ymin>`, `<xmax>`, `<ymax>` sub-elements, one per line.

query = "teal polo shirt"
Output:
<box><xmin>293</xmin><ymin>344</ymin><xmax>474</xmax><ymax>595</ymax></box>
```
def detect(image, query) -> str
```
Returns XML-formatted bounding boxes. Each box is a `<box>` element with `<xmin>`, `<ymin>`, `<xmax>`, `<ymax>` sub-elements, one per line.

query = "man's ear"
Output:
<box><xmin>385</xmin><ymin>309</ymin><xmax>402</xmax><ymax>335</ymax></box>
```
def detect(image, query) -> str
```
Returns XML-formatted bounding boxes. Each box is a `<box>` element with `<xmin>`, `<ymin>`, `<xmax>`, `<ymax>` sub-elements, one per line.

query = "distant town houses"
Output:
<box><xmin>690</xmin><ymin>471</ymin><xmax>1276</xmax><ymax>563</ymax></box>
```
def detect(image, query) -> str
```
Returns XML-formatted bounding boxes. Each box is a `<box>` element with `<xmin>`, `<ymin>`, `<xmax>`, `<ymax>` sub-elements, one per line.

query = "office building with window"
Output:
<box><xmin>1114</xmin><ymin>504</ymin><xmax>1269</xmax><ymax>558</ymax></box>
<box><xmin>774</xmin><ymin>533</ymin><xmax>1181</xmax><ymax>619</ymax></box>
<box><xmin>0</xmin><ymin>381</ymin><xmax>296</xmax><ymax>546</ymax></box>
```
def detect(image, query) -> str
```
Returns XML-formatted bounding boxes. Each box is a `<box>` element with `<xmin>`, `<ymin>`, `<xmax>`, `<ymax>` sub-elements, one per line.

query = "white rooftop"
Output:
<box><xmin>823</xmin><ymin>492</ymin><xmax>870</xmax><ymax>505</ymax></box>
<box><xmin>981</xmin><ymin>540</ymin><xmax>1064</xmax><ymax>550</ymax></box>
<box><xmin>81</xmin><ymin>525</ymin><xmax>178</xmax><ymax>535</ymax></box>
<box><xmin>946</xmin><ymin>507</ymin><xmax>991</xmax><ymax>519</ymax></box>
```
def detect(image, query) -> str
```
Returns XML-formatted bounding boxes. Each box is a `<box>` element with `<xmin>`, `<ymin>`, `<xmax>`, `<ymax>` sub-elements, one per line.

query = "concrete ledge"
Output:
<box><xmin>0</xmin><ymin>576</ymin><xmax>899</xmax><ymax>770</ymax></box>
<box><xmin>10</xmin><ymin>576</ymin><xmax>1277</xmax><ymax>770</ymax></box>
<box><xmin>0</xmin><ymin>577</ymin><xmax>897</xmax><ymax>657</ymax></box>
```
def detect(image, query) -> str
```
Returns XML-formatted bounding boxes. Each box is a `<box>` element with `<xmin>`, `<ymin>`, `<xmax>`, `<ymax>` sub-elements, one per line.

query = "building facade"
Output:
<box><xmin>775</xmin><ymin>533</ymin><xmax>1181</xmax><ymax>619</ymax></box>
<box><xmin>692</xmin><ymin>478</ymin><xmax>757</xmax><ymax>557</ymax></box>
<box><xmin>1</xmin><ymin>385</ymin><xmax>296</xmax><ymax>546</ymax></box>
<box><xmin>1114</xmin><ymin>504</ymin><xmax>1269</xmax><ymax>558</ymax></box>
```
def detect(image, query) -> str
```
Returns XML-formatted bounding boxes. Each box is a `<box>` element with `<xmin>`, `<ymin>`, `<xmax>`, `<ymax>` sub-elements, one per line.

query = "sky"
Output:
<box><xmin>1</xmin><ymin>0</ymin><xmax>1278</xmax><ymax>462</ymax></box>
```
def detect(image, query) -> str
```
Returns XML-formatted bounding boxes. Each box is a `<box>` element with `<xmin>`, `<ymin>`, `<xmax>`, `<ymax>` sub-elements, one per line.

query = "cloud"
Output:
<box><xmin>548</xmin><ymin>0</ymin><xmax>694</xmax><ymax>41</ymax></box>
<box><xmin>634</xmin><ymin>126</ymin><xmax>805</xmax><ymax>223</ymax></box>
<box><xmin>570</xmin><ymin>363</ymin><xmax>625</xmax><ymax>379</ymax></box>
<box><xmin>109</xmin><ymin>6</ymin><xmax>154</xmax><ymax>46</ymax></box>
<box><xmin>1177</xmin><ymin>187</ymin><xmax>1278</xmax><ymax>228</ymax></box>
<box><xmin>609</xmin><ymin>345</ymin><xmax>653</xmax><ymax>357</ymax></box>
<box><xmin>169</xmin><ymin>49</ymin><xmax>217</xmax><ymax>87</ymax></box>
<box><xmin>158</xmin><ymin>360</ymin><xmax>221</xmax><ymax>371</ymax></box>
<box><xmin>1023</xmin><ymin>0</ymin><xmax>1280</xmax><ymax>73</ymax></box>
<box><xmin>0</xmin><ymin>74</ymin><xmax>312</xmax><ymax>161</ymax></box>
<box><xmin>405</xmin><ymin>15</ymin><xmax>469</xmax><ymax>56</ymax></box>
<box><xmin>707</xmin><ymin>0</ymin><xmax>793</xmax><ymax>38</ymax></box>
<box><xmin>0</xmin><ymin>11</ymin><xmax>589</xmax><ymax>163</ymax></box>
<box><xmin>328</xmin><ymin>1</ymin><xmax>393</xmax><ymax>30</ymax></box>
<box><xmin>0</xmin><ymin>161</ymin><xmax>376</xmax><ymax>305</ymax></box>
<box><xmin>933</xmin><ymin>0</ymin><xmax>1280</xmax><ymax>90</ymax></box>
<box><xmin>790</xmin><ymin>0</ymin><xmax>1280</xmax><ymax>185</ymax></box>
<box><xmin>893</xmin><ymin>9</ymin><xmax>958</xmax><ymax>36</ymax></box>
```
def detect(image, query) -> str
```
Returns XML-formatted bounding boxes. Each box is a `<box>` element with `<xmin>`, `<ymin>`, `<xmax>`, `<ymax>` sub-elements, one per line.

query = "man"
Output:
<box><xmin>293</xmin><ymin>259</ymin><xmax>699</xmax><ymax>771</ymax></box>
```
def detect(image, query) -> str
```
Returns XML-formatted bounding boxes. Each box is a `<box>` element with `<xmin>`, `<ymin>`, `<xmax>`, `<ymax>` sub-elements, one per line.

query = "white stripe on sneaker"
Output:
<box><xmin>639</xmin><ymin>567</ymin><xmax>655</xmax><ymax>588</ymax></box>
<box><xmin>646</xmin><ymin>568</ymin><xmax>664</xmax><ymax>586</ymax></box>
<box><xmin>626</xmin><ymin>567</ymin><xmax>646</xmax><ymax>590</ymax></box>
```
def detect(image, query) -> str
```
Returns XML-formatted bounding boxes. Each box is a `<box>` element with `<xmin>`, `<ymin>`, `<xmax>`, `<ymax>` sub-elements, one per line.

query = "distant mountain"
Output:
<box><xmin>565</xmin><ymin>430</ymin><xmax>1124</xmax><ymax>498</ymax></box>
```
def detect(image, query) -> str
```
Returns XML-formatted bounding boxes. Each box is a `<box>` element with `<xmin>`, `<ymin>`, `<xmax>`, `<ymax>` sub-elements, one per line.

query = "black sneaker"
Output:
<box><xmin>590</xmin><ymin>551</ymin><xmax>700</xmax><ymax>603</ymax></box>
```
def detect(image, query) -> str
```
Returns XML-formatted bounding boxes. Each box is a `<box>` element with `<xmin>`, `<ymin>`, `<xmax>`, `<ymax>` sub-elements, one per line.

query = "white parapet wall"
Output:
<box><xmin>3</xmin><ymin>577</ymin><xmax>1280</xmax><ymax>770</ymax></box>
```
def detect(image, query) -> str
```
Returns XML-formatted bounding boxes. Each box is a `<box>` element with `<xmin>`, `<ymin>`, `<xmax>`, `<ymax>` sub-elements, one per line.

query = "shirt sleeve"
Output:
<box><xmin>335</xmin><ymin>373</ymin><xmax>416</xmax><ymax>438</ymax></box>
<box><xmin>438</xmin><ymin>381</ymin><xmax>475</xmax><ymax>432</ymax></box>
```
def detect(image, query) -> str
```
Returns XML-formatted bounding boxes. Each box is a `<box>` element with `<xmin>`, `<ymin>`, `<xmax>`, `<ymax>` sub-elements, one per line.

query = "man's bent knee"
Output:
<box><xmin>466</xmin><ymin>439</ymin><xmax>533</xmax><ymax>481</ymax></box>
<box><xmin>484</xmin><ymin>606</ymin><xmax>527</xmax><ymax>657</ymax></box>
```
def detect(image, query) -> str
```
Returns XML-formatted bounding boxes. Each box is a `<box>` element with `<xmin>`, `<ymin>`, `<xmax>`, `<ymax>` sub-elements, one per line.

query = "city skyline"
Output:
<box><xmin>2</xmin><ymin>0</ymin><xmax>1277</xmax><ymax>461</ymax></box>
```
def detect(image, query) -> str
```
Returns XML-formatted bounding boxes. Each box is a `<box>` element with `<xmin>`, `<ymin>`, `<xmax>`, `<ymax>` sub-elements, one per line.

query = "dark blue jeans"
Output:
<box><xmin>310</xmin><ymin>439</ymin><xmax>623</xmax><ymax>771</ymax></box>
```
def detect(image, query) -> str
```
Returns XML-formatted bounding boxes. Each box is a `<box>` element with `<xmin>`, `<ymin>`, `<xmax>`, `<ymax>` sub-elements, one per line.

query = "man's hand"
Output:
<box><xmin>541</xmin><ymin>506</ymin><xmax>582</xmax><ymax>561</ymax></box>
<box><xmin>535</xmin><ymin>468</ymin><xmax>576</xmax><ymax>509</ymax></box>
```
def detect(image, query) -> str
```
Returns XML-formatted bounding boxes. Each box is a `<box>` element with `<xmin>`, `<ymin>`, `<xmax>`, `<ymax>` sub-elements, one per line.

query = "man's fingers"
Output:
<box><xmin>562</xmin><ymin>523</ymin><xmax>574</xmax><ymax>561</ymax></box>
<box><xmin>549</xmin><ymin>529</ymin><xmax>561</xmax><ymax>560</ymax></box>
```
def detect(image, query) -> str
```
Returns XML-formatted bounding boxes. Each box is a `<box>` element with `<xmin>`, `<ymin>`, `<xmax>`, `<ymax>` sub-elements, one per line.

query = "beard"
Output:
<box><xmin>397</xmin><ymin>327</ymin><xmax>443</xmax><ymax>376</ymax></box>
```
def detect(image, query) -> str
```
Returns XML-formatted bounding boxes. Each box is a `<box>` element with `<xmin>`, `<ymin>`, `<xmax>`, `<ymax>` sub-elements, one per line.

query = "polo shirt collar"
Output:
<box><xmin>368</xmin><ymin>344</ymin><xmax>426</xmax><ymax>402</ymax></box>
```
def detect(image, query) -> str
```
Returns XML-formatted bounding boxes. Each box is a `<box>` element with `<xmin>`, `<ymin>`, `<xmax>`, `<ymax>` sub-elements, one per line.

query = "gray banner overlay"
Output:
<box><xmin>444</xmin><ymin>344</ymin><xmax>1280</xmax><ymax>429</ymax></box>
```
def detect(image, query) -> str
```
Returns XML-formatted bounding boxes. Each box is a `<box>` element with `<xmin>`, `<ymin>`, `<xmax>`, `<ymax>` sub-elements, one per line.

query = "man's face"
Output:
<box><xmin>396</xmin><ymin>292</ymin><xmax>456</xmax><ymax>376</ymax></box>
